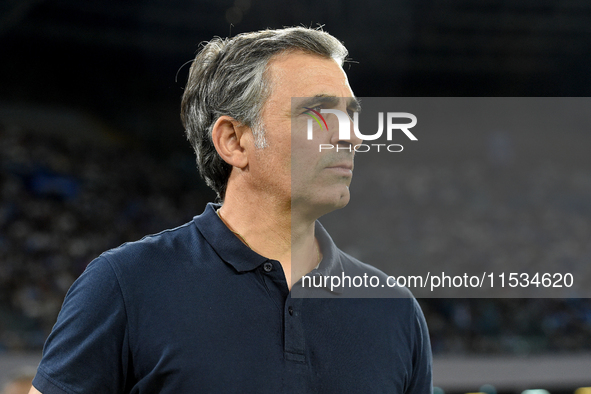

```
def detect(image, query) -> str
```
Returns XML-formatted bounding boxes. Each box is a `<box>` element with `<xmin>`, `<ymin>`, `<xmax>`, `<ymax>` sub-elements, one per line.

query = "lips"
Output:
<box><xmin>327</xmin><ymin>162</ymin><xmax>353</xmax><ymax>171</ymax></box>
<box><xmin>325</xmin><ymin>161</ymin><xmax>354</xmax><ymax>175</ymax></box>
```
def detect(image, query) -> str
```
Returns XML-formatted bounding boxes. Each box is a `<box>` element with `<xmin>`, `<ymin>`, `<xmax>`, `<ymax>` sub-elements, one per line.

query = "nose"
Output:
<box><xmin>329</xmin><ymin>110</ymin><xmax>363</xmax><ymax>148</ymax></box>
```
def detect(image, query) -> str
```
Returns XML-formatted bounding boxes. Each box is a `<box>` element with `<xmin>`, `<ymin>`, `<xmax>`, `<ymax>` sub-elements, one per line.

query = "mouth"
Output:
<box><xmin>325</xmin><ymin>162</ymin><xmax>354</xmax><ymax>176</ymax></box>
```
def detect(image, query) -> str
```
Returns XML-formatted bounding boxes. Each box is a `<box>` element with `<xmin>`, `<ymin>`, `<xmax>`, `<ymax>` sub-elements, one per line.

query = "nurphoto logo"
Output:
<box><xmin>305</xmin><ymin>108</ymin><xmax>418</xmax><ymax>153</ymax></box>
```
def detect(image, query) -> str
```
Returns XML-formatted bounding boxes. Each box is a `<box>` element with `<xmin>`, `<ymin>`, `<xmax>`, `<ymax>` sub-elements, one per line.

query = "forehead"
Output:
<box><xmin>265</xmin><ymin>51</ymin><xmax>354</xmax><ymax>99</ymax></box>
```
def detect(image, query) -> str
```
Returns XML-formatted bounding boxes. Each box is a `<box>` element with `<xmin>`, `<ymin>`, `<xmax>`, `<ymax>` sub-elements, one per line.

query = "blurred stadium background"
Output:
<box><xmin>1</xmin><ymin>0</ymin><xmax>591</xmax><ymax>392</ymax></box>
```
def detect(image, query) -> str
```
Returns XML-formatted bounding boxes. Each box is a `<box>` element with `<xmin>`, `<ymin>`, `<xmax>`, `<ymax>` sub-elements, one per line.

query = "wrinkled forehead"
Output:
<box><xmin>292</xmin><ymin>95</ymin><xmax>361</xmax><ymax>112</ymax></box>
<box><xmin>263</xmin><ymin>51</ymin><xmax>355</xmax><ymax>110</ymax></box>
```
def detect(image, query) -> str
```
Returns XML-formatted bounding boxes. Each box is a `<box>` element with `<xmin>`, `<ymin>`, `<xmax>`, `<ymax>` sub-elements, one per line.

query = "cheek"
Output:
<box><xmin>290</xmin><ymin>143</ymin><xmax>320</xmax><ymax>176</ymax></box>
<box><xmin>252</xmin><ymin>147</ymin><xmax>292</xmax><ymax>189</ymax></box>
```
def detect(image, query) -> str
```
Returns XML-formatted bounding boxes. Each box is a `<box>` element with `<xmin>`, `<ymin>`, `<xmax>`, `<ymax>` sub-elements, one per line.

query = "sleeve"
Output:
<box><xmin>405</xmin><ymin>298</ymin><xmax>433</xmax><ymax>394</ymax></box>
<box><xmin>32</xmin><ymin>255</ymin><xmax>131</xmax><ymax>394</ymax></box>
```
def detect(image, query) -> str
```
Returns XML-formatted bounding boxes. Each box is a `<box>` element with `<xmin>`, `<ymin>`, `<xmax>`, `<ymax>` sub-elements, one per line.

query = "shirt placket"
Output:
<box><xmin>284</xmin><ymin>296</ymin><xmax>305</xmax><ymax>363</ymax></box>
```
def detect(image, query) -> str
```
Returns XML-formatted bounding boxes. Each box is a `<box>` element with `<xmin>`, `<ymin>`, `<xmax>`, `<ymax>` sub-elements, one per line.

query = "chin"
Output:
<box><xmin>314</xmin><ymin>189</ymin><xmax>351</xmax><ymax>217</ymax></box>
<box><xmin>292</xmin><ymin>185</ymin><xmax>352</xmax><ymax>219</ymax></box>
<box><xmin>333</xmin><ymin>189</ymin><xmax>351</xmax><ymax>209</ymax></box>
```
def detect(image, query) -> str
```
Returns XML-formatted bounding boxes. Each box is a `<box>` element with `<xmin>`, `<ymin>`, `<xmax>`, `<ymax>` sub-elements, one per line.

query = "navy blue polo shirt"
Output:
<box><xmin>33</xmin><ymin>203</ymin><xmax>432</xmax><ymax>393</ymax></box>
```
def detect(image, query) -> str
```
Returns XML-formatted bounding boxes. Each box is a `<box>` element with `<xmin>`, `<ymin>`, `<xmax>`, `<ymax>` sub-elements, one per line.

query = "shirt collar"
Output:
<box><xmin>313</xmin><ymin>221</ymin><xmax>343</xmax><ymax>277</ymax></box>
<box><xmin>298</xmin><ymin>221</ymin><xmax>343</xmax><ymax>295</ymax></box>
<box><xmin>193</xmin><ymin>203</ymin><xmax>344</xmax><ymax>295</ymax></box>
<box><xmin>194</xmin><ymin>203</ymin><xmax>268</xmax><ymax>272</ymax></box>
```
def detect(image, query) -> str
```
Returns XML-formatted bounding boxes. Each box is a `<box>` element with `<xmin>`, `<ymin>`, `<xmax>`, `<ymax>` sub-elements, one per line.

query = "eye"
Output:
<box><xmin>347</xmin><ymin>108</ymin><xmax>356</xmax><ymax>119</ymax></box>
<box><xmin>303</xmin><ymin>106</ymin><xmax>322</xmax><ymax>114</ymax></box>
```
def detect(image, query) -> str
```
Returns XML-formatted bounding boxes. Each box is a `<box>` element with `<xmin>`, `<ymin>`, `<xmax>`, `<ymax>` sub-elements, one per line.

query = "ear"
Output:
<box><xmin>211</xmin><ymin>116</ymin><xmax>250</xmax><ymax>169</ymax></box>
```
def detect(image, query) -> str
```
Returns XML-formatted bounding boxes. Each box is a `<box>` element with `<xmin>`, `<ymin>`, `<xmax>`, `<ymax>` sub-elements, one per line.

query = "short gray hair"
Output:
<box><xmin>180</xmin><ymin>26</ymin><xmax>348</xmax><ymax>201</ymax></box>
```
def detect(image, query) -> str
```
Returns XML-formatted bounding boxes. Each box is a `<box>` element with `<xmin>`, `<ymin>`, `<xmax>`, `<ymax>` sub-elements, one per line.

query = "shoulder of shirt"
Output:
<box><xmin>96</xmin><ymin>219</ymin><xmax>199</xmax><ymax>270</ymax></box>
<box><xmin>336</xmin><ymin>249</ymin><xmax>389</xmax><ymax>278</ymax></box>
<box><xmin>331</xmin><ymin>247</ymin><xmax>416</xmax><ymax>300</ymax></box>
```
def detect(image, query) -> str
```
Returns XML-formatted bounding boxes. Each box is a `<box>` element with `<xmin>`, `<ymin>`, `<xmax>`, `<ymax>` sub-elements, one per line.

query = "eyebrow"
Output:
<box><xmin>297</xmin><ymin>95</ymin><xmax>361</xmax><ymax>112</ymax></box>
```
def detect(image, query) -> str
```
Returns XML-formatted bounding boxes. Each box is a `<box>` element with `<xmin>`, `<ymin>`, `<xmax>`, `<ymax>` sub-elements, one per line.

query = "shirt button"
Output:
<box><xmin>263</xmin><ymin>262</ymin><xmax>273</xmax><ymax>272</ymax></box>
<box><xmin>288</xmin><ymin>307</ymin><xmax>294</xmax><ymax>316</ymax></box>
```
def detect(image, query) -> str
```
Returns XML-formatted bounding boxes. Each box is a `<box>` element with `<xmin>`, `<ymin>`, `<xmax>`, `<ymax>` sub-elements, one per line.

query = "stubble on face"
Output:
<box><xmin>246</xmin><ymin>50</ymin><xmax>359</xmax><ymax>219</ymax></box>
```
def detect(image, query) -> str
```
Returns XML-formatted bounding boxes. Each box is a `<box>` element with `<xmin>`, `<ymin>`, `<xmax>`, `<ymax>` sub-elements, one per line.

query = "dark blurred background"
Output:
<box><xmin>1</xmin><ymin>0</ymin><xmax>591</xmax><ymax>392</ymax></box>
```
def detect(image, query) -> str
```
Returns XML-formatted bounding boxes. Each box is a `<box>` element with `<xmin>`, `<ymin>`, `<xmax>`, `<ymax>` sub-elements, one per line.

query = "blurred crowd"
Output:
<box><xmin>1</xmin><ymin>121</ymin><xmax>590</xmax><ymax>355</ymax></box>
<box><xmin>422</xmin><ymin>298</ymin><xmax>591</xmax><ymax>355</ymax></box>
<box><xmin>348</xmin><ymin>158</ymin><xmax>591</xmax><ymax>282</ymax></box>
<box><xmin>0</xmin><ymin>122</ymin><xmax>210</xmax><ymax>350</ymax></box>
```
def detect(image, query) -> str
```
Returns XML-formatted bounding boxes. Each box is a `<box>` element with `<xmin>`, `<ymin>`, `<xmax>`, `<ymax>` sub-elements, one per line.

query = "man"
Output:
<box><xmin>30</xmin><ymin>27</ymin><xmax>432</xmax><ymax>393</ymax></box>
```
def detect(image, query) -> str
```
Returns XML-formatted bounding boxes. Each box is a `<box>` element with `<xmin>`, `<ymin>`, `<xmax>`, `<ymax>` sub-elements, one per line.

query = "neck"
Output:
<box><xmin>219</xmin><ymin>186</ymin><xmax>321</xmax><ymax>289</ymax></box>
